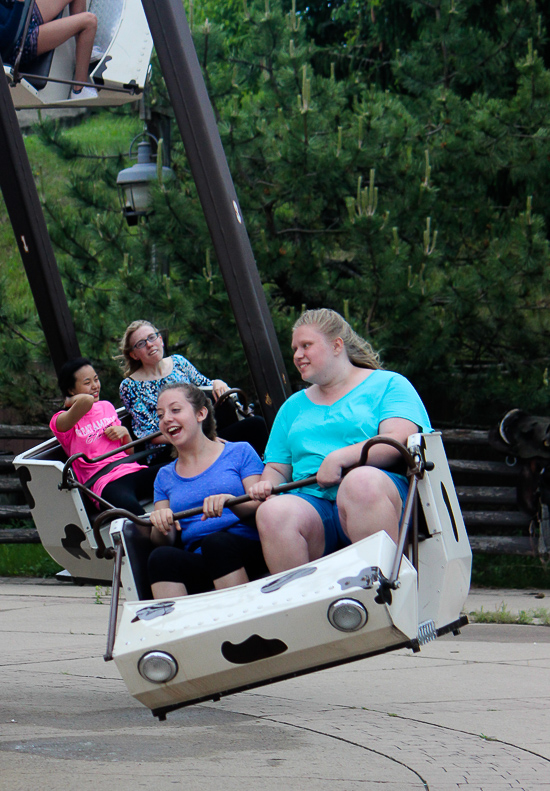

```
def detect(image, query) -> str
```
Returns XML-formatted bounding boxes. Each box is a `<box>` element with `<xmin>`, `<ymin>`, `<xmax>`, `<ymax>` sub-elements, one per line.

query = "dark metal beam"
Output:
<box><xmin>0</xmin><ymin>59</ymin><xmax>80</xmax><ymax>375</ymax></box>
<box><xmin>140</xmin><ymin>0</ymin><xmax>291</xmax><ymax>426</ymax></box>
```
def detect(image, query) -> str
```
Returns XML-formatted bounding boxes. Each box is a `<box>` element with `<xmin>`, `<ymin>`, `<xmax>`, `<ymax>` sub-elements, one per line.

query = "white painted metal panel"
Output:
<box><xmin>113</xmin><ymin>532</ymin><xmax>419</xmax><ymax>712</ymax></box>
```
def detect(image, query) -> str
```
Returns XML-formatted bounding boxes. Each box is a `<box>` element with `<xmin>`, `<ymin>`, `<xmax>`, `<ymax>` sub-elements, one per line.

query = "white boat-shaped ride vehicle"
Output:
<box><xmin>4</xmin><ymin>0</ymin><xmax>152</xmax><ymax>108</ymax></box>
<box><xmin>14</xmin><ymin>426</ymin><xmax>471</xmax><ymax>718</ymax></box>
<box><xmin>88</xmin><ymin>430</ymin><xmax>471</xmax><ymax>720</ymax></box>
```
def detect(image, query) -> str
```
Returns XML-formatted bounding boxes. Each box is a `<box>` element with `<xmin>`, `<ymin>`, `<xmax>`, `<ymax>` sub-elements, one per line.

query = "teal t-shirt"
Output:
<box><xmin>264</xmin><ymin>370</ymin><xmax>432</xmax><ymax>500</ymax></box>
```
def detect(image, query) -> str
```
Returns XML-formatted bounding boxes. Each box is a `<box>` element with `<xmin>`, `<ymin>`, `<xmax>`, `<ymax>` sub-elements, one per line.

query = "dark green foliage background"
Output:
<box><xmin>2</xmin><ymin>0</ymin><xmax>550</xmax><ymax>426</ymax></box>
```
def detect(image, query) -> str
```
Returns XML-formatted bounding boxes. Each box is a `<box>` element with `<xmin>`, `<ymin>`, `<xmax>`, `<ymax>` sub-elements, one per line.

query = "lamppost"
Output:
<box><xmin>117</xmin><ymin>133</ymin><xmax>174</xmax><ymax>226</ymax></box>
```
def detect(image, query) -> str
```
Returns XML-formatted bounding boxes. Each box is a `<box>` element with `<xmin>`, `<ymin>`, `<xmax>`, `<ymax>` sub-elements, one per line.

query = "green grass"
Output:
<box><xmin>469</xmin><ymin>602</ymin><xmax>550</xmax><ymax>625</ymax></box>
<box><xmin>471</xmin><ymin>552</ymin><xmax>550</xmax><ymax>589</ymax></box>
<box><xmin>0</xmin><ymin>544</ymin><xmax>62</xmax><ymax>578</ymax></box>
<box><xmin>2</xmin><ymin>110</ymin><xmax>142</xmax><ymax>317</ymax></box>
<box><xmin>60</xmin><ymin>111</ymin><xmax>141</xmax><ymax>150</ymax></box>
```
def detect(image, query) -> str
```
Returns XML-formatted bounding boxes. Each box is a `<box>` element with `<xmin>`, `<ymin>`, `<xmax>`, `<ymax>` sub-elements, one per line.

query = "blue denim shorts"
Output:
<box><xmin>7</xmin><ymin>5</ymin><xmax>43</xmax><ymax>65</ymax></box>
<box><xmin>292</xmin><ymin>471</ymin><xmax>410</xmax><ymax>555</ymax></box>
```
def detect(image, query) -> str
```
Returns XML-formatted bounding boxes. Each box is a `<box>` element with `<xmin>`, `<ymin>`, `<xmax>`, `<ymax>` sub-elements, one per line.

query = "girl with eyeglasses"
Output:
<box><xmin>117</xmin><ymin>321</ymin><xmax>230</xmax><ymax>455</ymax></box>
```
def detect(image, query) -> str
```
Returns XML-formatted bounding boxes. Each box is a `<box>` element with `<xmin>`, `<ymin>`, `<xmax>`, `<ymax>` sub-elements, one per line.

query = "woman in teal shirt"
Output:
<box><xmin>248</xmin><ymin>308</ymin><xmax>432</xmax><ymax>573</ymax></box>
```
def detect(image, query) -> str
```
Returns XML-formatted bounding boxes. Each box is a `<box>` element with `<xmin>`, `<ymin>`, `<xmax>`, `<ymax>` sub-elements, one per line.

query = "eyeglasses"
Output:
<box><xmin>132</xmin><ymin>331</ymin><xmax>161</xmax><ymax>350</ymax></box>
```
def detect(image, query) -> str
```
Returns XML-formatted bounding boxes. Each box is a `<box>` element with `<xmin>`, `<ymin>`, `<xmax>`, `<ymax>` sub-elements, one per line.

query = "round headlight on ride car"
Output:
<box><xmin>327</xmin><ymin>599</ymin><xmax>368</xmax><ymax>632</ymax></box>
<box><xmin>138</xmin><ymin>651</ymin><xmax>178</xmax><ymax>683</ymax></box>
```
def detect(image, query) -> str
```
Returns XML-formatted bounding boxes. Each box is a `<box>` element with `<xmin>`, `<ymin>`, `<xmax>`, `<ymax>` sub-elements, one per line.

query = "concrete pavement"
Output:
<box><xmin>1</xmin><ymin>578</ymin><xmax>549</xmax><ymax>791</ymax></box>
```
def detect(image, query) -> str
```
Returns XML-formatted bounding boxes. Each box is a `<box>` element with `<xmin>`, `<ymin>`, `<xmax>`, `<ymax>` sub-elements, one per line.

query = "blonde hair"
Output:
<box><xmin>293</xmin><ymin>308</ymin><xmax>381</xmax><ymax>370</ymax></box>
<box><xmin>116</xmin><ymin>320</ymin><xmax>159</xmax><ymax>377</ymax></box>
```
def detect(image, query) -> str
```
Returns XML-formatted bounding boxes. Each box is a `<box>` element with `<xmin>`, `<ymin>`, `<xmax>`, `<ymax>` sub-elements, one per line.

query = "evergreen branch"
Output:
<box><xmin>0</xmin><ymin>318</ymin><xmax>41</xmax><ymax>346</ymax></box>
<box><xmin>412</xmin><ymin>0</ymin><xmax>438</xmax><ymax>9</ymax></box>
<box><xmin>161</xmin><ymin>192</ymin><xmax>199</xmax><ymax>241</ymax></box>
<box><xmin>42</xmin><ymin>203</ymin><xmax>104</xmax><ymax>268</ymax></box>
<box><xmin>226</xmin><ymin>57</ymin><xmax>271</xmax><ymax>75</ymax></box>
<box><xmin>425</xmin><ymin>124</ymin><xmax>444</xmax><ymax>138</ymax></box>
<box><xmin>61</xmin><ymin>274</ymin><xmax>115</xmax><ymax>294</ymax></box>
<box><xmin>468</xmin><ymin>9</ymin><xmax>530</xmax><ymax>76</ymax></box>
<box><xmin>60</xmin><ymin>153</ymin><xmax>124</xmax><ymax>160</ymax></box>
<box><xmin>276</xmin><ymin>227</ymin><xmax>343</xmax><ymax>235</ymax></box>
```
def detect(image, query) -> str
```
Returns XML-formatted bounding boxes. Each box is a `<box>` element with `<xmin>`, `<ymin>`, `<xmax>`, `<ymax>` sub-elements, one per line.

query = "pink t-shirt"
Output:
<box><xmin>50</xmin><ymin>400</ymin><xmax>146</xmax><ymax>497</ymax></box>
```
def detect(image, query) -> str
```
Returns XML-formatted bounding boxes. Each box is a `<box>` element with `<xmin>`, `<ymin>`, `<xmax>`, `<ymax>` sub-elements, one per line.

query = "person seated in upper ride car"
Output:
<box><xmin>2</xmin><ymin>1</ymin><xmax>99</xmax><ymax>100</ymax></box>
<box><xmin>117</xmin><ymin>320</ymin><xmax>268</xmax><ymax>459</ymax></box>
<box><xmin>148</xmin><ymin>383</ymin><xmax>266</xmax><ymax>599</ymax></box>
<box><xmin>50</xmin><ymin>358</ymin><xmax>162</xmax><ymax>514</ymax></box>
<box><xmin>248</xmin><ymin>308</ymin><xmax>432</xmax><ymax>574</ymax></box>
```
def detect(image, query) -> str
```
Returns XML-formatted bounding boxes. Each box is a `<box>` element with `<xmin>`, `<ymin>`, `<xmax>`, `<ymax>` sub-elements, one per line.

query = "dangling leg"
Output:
<box><xmin>34</xmin><ymin>1</ymin><xmax>97</xmax><ymax>90</ymax></box>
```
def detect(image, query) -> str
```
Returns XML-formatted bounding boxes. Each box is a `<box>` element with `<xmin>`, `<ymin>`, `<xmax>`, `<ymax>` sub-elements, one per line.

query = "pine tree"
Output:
<box><xmin>3</xmin><ymin>0</ymin><xmax>550</xmax><ymax>425</ymax></box>
<box><xmin>149</xmin><ymin>0</ymin><xmax>550</xmax><ymax>422</ymax></box>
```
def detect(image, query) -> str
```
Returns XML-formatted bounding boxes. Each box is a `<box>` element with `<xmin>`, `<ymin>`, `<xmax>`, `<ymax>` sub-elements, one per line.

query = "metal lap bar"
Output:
<box><xmin>12</xmin><ymin>0</ymin><xmax>35</xmax><ymax>83</ymax></box>
<box><xmin>12</xmin><ymin>72</ymin><xmax>140</xmax><ymax>94</ymax></box>
<box><xmin>91</xmin><ymin>438</ymin><xmax>426</xmax><ymax>560</ymax></box>
<box><xmin>60</xmin><ymin>430</ymin><xmax>162</xmax><ymax>489</ymax></box>
<box><xmin>358</xmin><ymin>436</ymin><xmax>427</xmax><ymax>590</ymax></box>
<box><xmin>212</xmin><ymin>388</ymin><xmax>252</xmax><ymax>416</ymax></box>
<box><xmin>411</xmin><ymin>494</ymin><xmax>419</xmax><ymax>573</ymax></box>
<box><xmin>104</xmin><ymin>532</ymin><xmax>124</xmax><ymax>662</ymax></box>
<box><xmin>389</xmin><ymin>474</ymin><xmax>418</xmax><ymax>587</ymax></box>
<box><xmin>61</xmin><ymin>475</ymin><xmax>117</xmax><ymax>512</ymax></box>
<box><xmin>91</xmin><ymin>474</ymin><xmax>319</xmax><ymax>558</ymax></box>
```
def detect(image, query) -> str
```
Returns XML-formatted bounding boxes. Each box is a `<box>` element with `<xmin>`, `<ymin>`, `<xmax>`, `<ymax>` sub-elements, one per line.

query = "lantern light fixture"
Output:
<box><xmin>116</xmin><ymin>132</ymin><xmax>175</xmax><ymax>226</ymax></box>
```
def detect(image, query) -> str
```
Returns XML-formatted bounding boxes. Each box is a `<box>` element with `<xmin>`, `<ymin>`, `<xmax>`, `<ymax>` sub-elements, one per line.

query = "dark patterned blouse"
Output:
<box><xmin>119</xmin><ymin>354</ymin><xmax>212</xmax><ymax>438</ymax></box>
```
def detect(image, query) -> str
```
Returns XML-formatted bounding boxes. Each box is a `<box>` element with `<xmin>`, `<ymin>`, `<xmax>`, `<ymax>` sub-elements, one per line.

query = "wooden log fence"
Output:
<box><xmin>0</xmin><ymin>423</ymin><xmax>50</xmax><ymax>543</ymax></box>
<box><xmin>0</xmin><ymin>423</ymin><xmax>543</xmax><ymax>555</ymax></box>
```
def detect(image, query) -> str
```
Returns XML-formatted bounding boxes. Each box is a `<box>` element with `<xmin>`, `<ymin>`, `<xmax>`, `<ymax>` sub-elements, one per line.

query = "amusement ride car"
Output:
<box><xmin>14</xmin><ymin>427</ymin><xmax>471</xmax><ymax>719</ymax></box>
<box><xmin>3</xmin><ymin>0</ymin><xmax>152</xmax><ymax>108</ymax></box>
<box><xmin>7</xmin><ymin>0</ymin><xmax>471</xmax><ymax>719</ymax></box>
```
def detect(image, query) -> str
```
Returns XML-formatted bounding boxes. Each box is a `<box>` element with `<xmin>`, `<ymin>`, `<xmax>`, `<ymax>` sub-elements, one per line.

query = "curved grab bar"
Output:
<box><xmin>214</xmin><ymin>387</ymin><xmax>254</xmax><ymax>418</ymax></box>
<box><xmin>360</xmin><ymin>436</ymin><xmax>434</xmax><ymax>592</ymax></box>
<box><xmin>92</xmin><ymin>474</ymin><xmax>318</xmax><ymax>558</ymax></box>
<box><xmin>359</xmin><ymin>435</ymin><xmax>416</xmax><ymax>470</ymax></box>
<box><xmin>93</xmin><ymin>436</ymin><xmax>432</xmax><ymax>560</ymax></box>
<box><xmin>60</xmin><ymin>430</ymin><xmax>162</xmax><ymax>490</ymax></box>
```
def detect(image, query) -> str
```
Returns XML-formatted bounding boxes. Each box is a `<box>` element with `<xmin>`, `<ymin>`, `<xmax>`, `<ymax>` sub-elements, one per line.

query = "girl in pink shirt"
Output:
<box><xmin>50</xmin><ymin>358</ymin><xmax>161</xmax><ymax>514</ymax></box>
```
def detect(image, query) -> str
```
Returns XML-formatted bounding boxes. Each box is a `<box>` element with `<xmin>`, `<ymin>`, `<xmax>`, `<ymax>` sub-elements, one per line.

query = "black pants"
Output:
<box><xmin>148</xmin><ymin>531</ymin><xmax>267</xmax><ymax>594</ymax></box>
<box><xmin>101</xmin><ymin>464</ymin><xmax>163</xmax><ymax>515</ymax></box>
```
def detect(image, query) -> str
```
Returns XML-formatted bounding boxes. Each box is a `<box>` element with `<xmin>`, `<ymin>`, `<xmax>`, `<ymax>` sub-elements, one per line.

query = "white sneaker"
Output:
<box><xmin>90</xmin><ymin>45</ymin><xmax>104</xmax><ymax>62</ymax></box>
<box><xmin>69</xmin><ymin>85</ymin><xmax>98</xmax><ymax>101</ymax></box>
